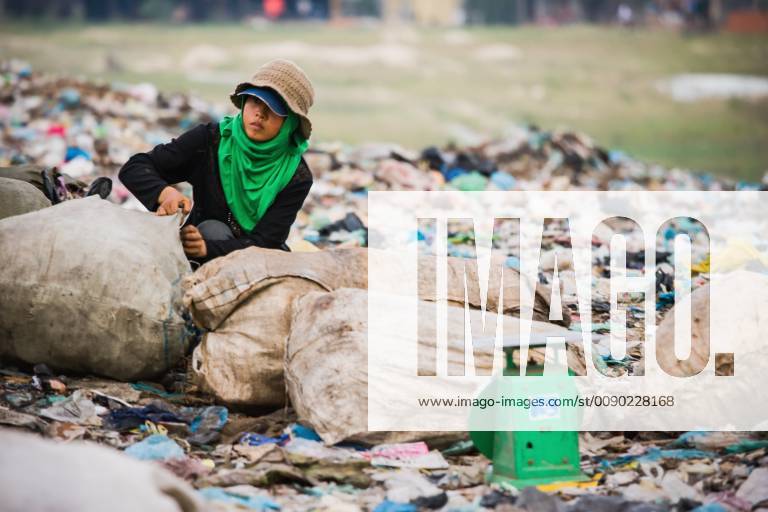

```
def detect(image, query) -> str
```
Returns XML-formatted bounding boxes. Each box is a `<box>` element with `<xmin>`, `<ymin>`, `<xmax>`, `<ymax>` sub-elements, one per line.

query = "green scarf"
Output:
<box><xmin>217</xmin><ymin>112</ymin><xmax>308</xmax><ymax>232</ymax></box>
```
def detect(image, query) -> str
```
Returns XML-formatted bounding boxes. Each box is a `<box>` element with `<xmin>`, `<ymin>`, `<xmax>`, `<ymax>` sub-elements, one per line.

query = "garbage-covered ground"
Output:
<box><xmin>2</xmin><ymin>61</ymin><xmax>768</xmax><ymax>512</ymax></box>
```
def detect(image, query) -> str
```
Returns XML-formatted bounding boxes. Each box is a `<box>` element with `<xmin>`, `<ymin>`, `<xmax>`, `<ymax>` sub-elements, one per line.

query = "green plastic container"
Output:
<box><xmin>469</xmin><ymin>346</ymin><xmax>589</xmax><ymax>488</ymax></box>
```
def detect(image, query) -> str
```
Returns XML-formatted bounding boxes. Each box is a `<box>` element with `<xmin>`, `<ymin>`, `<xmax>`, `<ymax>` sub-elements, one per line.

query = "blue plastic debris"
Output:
<box><xmin>443</xmin><ymin>167</ymin><xmax>467</xmax><ymax>182</ymax></box>
<box><xmin>58</xmin><ymin>88</ymin><xmax>81</xmax><ymax>108</ymax></box>
<box><xmin>599</xmin><ymin>447</ymin><xmax>714</xmax><ymax>470</ymax></box>
<box><xmin>608</xmin><ymin>149</ymin><xmax>628</xmax><ymax>165</ymax></box>
<box><xmin>124</xmin><ymin>434</ymin><xmax>185</xmax><ymax>461</ymax></box>
<box><xmin>656</xmin><ymin>292</ymin><xmax>675</xmax><ymax>309</ymax></box>
<box><xmin>690</xmin><ymin>504</ymin><xmax>727</xmax><ymax>512</ymax></box>
<box><xmin>675</xmin><ymin>217</ymin><xmax>703</xmax><ymax>233</ymax></box>
<box><xmin>724</xmin><ymin>440</ymin><xmax>768</xmax><ymax>454</ymax></box>
<box><xmin>528</xmin><ymin>131</ymin><xmax>549</xmax><ymax>150</ymax></box>
<box><xmin>671</xmin><ymin>431</ymin><xmax>708</xmax><ymax>447</ymax></box>
<box><xmin>505</xmin><ymin>256</ymin><xmax>520</xmax><ymax>270</ymax></box>
<box><xmin>240</xmin><ymin>432</ymin><xmax>290</xmax><ymax>447</ymax></box>
<box><xmin>64</xmin><ymin>146</ymin><xmax>91</xmax><ymax>162</ymax></box>
<box><xmin>179</xmin><ymin>116</ymin><xmax>196</xmax><ymax>130</ymax></box>
<box><xmin>190</xmin><ymin>406</ymin><xmax>228</xmax><ymax>434</ymax></box>
<box><xmin>642</xmin><ymin>447</ymin><xmax>714</xmax><ymax>462</ymax></box>
<box><xmin>131</xmin><ymin>382</ymin><xmax>183</xmax><ymax>399</ymax></box>
<box><xmin>736</xmin><ymin>181</ymin><xmax>761</xmax><ymax>191</ymax></box>
<box><xmin>373</xmin><ymin>500</ymin><xmax>418</xmax><ymax>512</ymax></box>
<box><xmin>199</xmin><ymin>487</ymin><xmax>280</xmax><ymax>511</ymax></box>
<box><xmin>189</xmin><ymin>406</ymin><xmax>228</xmax><ymax>446</ymax></box>
<box><xmin>291</xmin><ymin>424</ymin><xmax>322</xmax><ymax>442</ymax></box>
<box><xmin>490</xmin><ymin>171</ymin><xmax>516</xmax><ymax>190</ymax></box>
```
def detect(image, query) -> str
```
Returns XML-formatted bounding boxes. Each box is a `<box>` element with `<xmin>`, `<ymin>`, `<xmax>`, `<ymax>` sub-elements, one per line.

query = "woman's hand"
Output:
<box><xmin>157</xmin><ymin>186</ymin><xmax>192</xmax><ymax>217</ymax></box>
<box><xmin>181</xmin><ymin>225</ymin><xmax>207</xmax><ymax>259</ymax></box>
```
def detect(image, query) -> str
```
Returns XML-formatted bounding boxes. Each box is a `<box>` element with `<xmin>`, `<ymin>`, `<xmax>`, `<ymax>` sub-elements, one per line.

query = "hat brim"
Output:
<box><xmin>236</xmin><ymin>87</ymin><xmax>288</xmax><ymax>117</ymax></box>
<box><xmin>231</xmin><ymin>82</ymin><xmax>312</xmax><ymax>140</ymax></box>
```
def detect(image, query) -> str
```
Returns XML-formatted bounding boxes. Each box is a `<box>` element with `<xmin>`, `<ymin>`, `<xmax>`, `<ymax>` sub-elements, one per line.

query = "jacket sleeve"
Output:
<box><xmin>118</xmin><ymin>124</ymin><xmax>208</xmax><ymax>211</ymax></box>
<box><xmin>204</xmin><ymin>176</ymin><xmax>313</xmax><ymax>260</ymax></box>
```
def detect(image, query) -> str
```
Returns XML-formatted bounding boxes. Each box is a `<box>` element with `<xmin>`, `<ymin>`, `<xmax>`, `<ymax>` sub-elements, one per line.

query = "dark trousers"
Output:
<box><xmin>197</xmin><ymin>219</ymin><xmax>235</xmax><ymax>242</ymax></box>
<box><xmin>196</xmin><ymin>219</ymin><xmax>291</xmax><ymax>252</ymax></box>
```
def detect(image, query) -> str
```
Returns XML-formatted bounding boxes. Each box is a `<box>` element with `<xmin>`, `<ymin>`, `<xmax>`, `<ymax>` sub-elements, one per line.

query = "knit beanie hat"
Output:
<box><xmin>230</xmin><ymin>59</ymin><xmax>315</xmax><ymax>140</ymax></box>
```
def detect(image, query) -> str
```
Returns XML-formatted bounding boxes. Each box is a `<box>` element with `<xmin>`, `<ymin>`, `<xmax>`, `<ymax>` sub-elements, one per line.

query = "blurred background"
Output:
<box><xmin>1</xmin><ymin>0</ymin><xmax>767</xmax><ymax>180</ymax></box>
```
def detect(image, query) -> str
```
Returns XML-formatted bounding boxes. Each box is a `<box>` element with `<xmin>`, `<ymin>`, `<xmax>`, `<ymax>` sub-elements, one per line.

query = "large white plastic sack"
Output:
<box><xmin>0</xmin><ymin>428</ymin><xmax>204</xmax><ymax>512</ymax></box>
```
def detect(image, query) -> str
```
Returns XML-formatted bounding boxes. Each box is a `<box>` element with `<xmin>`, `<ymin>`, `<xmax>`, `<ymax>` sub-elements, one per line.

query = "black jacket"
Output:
<box><xmin>118</xmin><ymin>122</ymin><xmax>313</xmax><ymax>261</ymax></box>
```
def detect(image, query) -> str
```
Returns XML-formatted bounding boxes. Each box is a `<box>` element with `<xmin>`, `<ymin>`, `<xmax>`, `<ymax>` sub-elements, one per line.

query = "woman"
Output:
<box><xmin>119</xmin><ymin>59</ymin><xmax>314</xmax><ymax>262</ymax></box>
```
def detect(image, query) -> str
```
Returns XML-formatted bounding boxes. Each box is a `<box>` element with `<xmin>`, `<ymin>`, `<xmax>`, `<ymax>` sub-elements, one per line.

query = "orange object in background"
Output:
<box><xmin>263</xmin><ymin>0</ymin><xmax>285</xmax><ymax>19</ymax></box>
<box><xmin>725</xmin><ymin>10</ymin><xmax>768</xmax><ymax>33</ymax></box>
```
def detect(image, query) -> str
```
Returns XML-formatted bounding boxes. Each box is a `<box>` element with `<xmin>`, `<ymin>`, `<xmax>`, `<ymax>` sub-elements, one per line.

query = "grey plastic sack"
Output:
<box><xmin>0</xmin><ymin>197</ymin><xmax>192</xmax><ymax>380</ymax></box>
<box><xmin>656</xmin><ymin>270</ymin><xmax>768</xmax><ymax>378</ymax></box>
<box><xmin>184</xmin><ymin>247</ymin><xmax>565</xmax><ymax>408</ymax></box>
<box><xmin>0</xmin><ymin>176</ymin><xmax>51</xmax><ymax>220</ymax></box>
<box><xmin>286</xmin><ymin>287</ymin><xmax>582</xmax><ymax>445</ymax></box>
<box><xmin>184</xmin><ymin>247</ymin><xmax>369</xmax><ymax>407</ymax></box>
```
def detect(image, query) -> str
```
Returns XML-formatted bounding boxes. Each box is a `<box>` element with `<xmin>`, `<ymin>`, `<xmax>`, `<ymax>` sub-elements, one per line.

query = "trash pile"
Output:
<box><xmin>2</xmin><ymin>366</ymin><xmax>768</xmax><ymax>511</ymax></box>
<box><xmin>2</xmin><ymin>60</ymin><xmax>768</xmax><ymax>511</ymax></box>
<box><xmin>4</xmin><ymin>59</ymin><xmax>765</xmax><ymax>248</ymax></box>
<box><xmin>0</xmin><ymin>58</ymin><xmax>218</xmax><ymax>208</ymax></box>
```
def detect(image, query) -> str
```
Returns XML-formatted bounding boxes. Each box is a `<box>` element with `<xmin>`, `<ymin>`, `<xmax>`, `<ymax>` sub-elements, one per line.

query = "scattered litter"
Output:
<box><xmin>38</xmin><ymin>390</ymin><xmax>101</xmax><ymax>426</ymax></box>
<box><xmin>735</xmin><ymin>467</ymin><xmax>768</xmax><ymax>507</ymax></box>
<box><xmin>198</xmin><ymin>486</ymin><xmax>280</xmax><ymax>511</ymax></box>
<box><xmin>374</xmin><ymin>469</ymin><xmax>447</xmax><ymax>508</ymax></box>
<box><xmin>370</xmin><ymin>442</ymin><xmax>449</xmax><ymax>469</ymax></box>
<box><xmin>124</xmin><ymin>434</ymin><xmax>186</xmax><ymax>461</ymax></box>
<box><xmin>188</xmin><ymin>406</ymin><xmax>228</xmax><ymax>446</ymax></box>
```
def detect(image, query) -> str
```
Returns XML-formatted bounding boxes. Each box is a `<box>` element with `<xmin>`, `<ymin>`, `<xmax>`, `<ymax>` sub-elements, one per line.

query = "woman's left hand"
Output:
<box><xmin>181</xmin><ymin>225</ymin><xmax>207</xmax><ymax>258</ymax></box>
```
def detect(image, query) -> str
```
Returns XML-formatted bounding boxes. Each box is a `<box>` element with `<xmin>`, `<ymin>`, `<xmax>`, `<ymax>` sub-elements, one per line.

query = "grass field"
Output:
<box><xmin>1</xmin><ymin>22</ymin><xmax>767</xmax><ymax>180</ymax></box>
